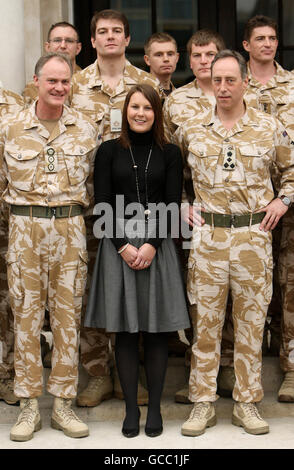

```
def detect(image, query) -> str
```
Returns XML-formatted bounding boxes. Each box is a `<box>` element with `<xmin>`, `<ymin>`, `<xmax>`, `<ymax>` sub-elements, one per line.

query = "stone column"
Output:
<box><xmin>0</xmin><ymin>0</ymin><xmax>25</xmax><ymax>93</ymax></box>
<box><xmin>24</xmin><ymin>0</ymin><xmax>43</xmax><ymax>86</ymax></box>
<box><xmin>0</xmin><ymin>0</ymin><xmax>73</xmax><ymax>94</ymax></box>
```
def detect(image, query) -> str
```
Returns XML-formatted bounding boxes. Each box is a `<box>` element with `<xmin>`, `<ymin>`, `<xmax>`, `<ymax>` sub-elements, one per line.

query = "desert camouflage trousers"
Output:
<box><xmin>7</xmin><ymin>213</ymin><xmax>87</xmax><ymax>398</ymax></box>
<box><xmin>178</xmin><ymin>240</ymin><xmax>234</xmax><ymax>367</ymax></box>
<box><xmin>80</xmin><ymin>215</ymin><xmax>111</xmax><ymax>377</ymax></box>
<box><xmin>279</xmin><ymin>206</ymin><xmax>294</xmax><ymax>372</ymax></box>
<box><xmin>0</xmin><ymin>202</ymin><xmax>14</xmax><ymax>379</ymax></box>
<box><xmin>187</xmin><ymin>224</ymin><xmax>273</xmax><ymax>403</ymax></box>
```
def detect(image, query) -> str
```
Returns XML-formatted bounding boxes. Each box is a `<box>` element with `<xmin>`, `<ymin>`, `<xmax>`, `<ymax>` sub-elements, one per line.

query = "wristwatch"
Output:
<box><xmin>279</xmin><ymin>195</ymin><xmax>291</xmax><ymax>207</ymax></box>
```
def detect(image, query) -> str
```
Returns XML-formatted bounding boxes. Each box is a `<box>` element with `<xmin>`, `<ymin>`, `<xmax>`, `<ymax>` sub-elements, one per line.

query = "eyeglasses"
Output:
<box><xmin>49</xmin><ymin>38</ymin><xmax>78</xmax><ymax>45</ymax></box>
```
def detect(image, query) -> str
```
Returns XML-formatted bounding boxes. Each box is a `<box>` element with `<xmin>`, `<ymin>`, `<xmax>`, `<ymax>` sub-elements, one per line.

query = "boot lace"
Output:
<box><xmin>57</xmin><ymin>400</ymin><xmax>82</xmax><ymax>424</ymax></box>
<box><xmin>86</xmin><ymin>376</ymin><xmax>105</xmax><ymax>391</ymax></box>
<box><xmin>17</xmin><ymin>400</ymin><xmax>37</xmax><ymax>426</ymax></box>
<box><xmin>241</xmin><ymin>403</ymin><xmax>262</xmax><ymax>419</ymax></box>
<box><xmin>188</xmin><ymin>402</ymin><xmax>211</xmax><ymax>421</ymax></box>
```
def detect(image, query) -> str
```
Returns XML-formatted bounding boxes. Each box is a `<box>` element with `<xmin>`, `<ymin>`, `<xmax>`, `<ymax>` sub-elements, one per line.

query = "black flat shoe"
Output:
<box><xmin>145</xmin><ymin>425</ymin><xmax>163</xmax><ymax>437</ymax></box>
<box><xmin>122</xmin><ymin>409</ymin><xmax>140</xmax><ymax>438</ymax></box>
<box><xmin>122</xmin><ymin>427</ymin><xmax>140</xmax><ymax>438</ymax></box>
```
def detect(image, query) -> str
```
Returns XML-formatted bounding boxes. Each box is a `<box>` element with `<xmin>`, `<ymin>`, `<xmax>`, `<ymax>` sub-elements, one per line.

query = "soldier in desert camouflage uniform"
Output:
<box><xmin>163</xmin><ymin>29</ymin><xmax>225</xmax><ymax>142</ymax></box>
<box><xmin>178</xmin><ymin>50</ymin><xmax>294</xmax><ymax>437</ymax></box>
<box><xmin>243</xmin><ymin>15</ymin><xmax>294</xmax><ymax>391</ymax></box>
<box><xmin>22</xmin><ymin>22</ymin><xmax>83</xmax><ymax>369</ymax></box>
<box><xmin>70</xmin><ymin>9</ymin><xmax>159</xmax><ymax>408</ymax></box>
<box><xmin>0</xmin><ymin>87</ymin><xmax>24</xmax><ymax>406</ymax></box>
<box><xmin>0</xmin><ymin>53</ymin><xmax>97</xmax><ymax>442</ymax></box>
<box><xmin>143</xmin><ymin>32</ymin><xmax>179</xmax><ymax>100</ymax></box>
<box><xmin>23</xmin><ymin>21</ymin><xmax>82</xmax><ymax>107</ymax></box>
<box><xmin>163</xmin><ymin>29</ymin><xmax>236</xmax><ymax>402</ymax></box>
<box><xmin>274</xmin><ymin>103</ymin><xmax>294</xmax><ymax>401</ymax></box>
<box><xmin>243</xmin><ymin>15</ymin><xmax>294</xmax><ymax>117</ymax></box>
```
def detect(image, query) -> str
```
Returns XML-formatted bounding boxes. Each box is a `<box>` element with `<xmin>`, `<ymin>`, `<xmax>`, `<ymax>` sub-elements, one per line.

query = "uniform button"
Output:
<box><xmin>18</xmin><ymin>154</ymin><xmax>22</xmax><ymax>160</ymax></box>
<box><xmin>80</xmin><ymin>148</ymin><xmax>85</xmax><ymax>154</ymax></box>
<box><xmin>224</xmin><ymin>138</ymin><xmax>229</xmax><ymax>143</ymax></box>
<box><xmin>200</xmin><ymin>151</ymin><xmax>204</xmax><ymax>156</ymax></box>
<box><xmin>258</xmin><ymin>151</ymin><xmax>261</xmax><ymax>155</ymax></box>
<box><xmin>229</xmin><ymin>198</ymin><xmax>234</xmax><ymax>202</ymax></box>
<box><xmin>260</xmin><ymin>90</ymin><xmax>265</xmax><ymax>94</ymax></box>
<box><xmin>225</xmin><ymin>177</ymin><xmax>229</xmax><ymax>182</ymax></box>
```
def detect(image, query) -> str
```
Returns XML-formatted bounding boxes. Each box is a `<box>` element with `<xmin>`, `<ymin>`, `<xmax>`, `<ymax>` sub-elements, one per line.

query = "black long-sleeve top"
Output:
<box><xmin>93</xmin><ymin>129</ymin><xmax>183</xmax><ymax>250</ymax></box>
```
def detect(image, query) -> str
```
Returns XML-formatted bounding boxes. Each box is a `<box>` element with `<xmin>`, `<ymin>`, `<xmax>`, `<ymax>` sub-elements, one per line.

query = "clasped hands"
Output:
<box><xmin>119</xmin><ymin>242</ymin><xmax>156</xmax><ymax>270</ymax></box>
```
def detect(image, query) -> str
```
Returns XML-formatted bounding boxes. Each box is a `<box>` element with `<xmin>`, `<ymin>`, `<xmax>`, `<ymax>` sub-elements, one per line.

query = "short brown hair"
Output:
<box><xmin>187</xmin><ymin>29</ymin><xmax>225</xmax><ymax>56</ymax></box>
<box><xmin>144</xmin><ymin>32</ymin><xmax>177</xmax><ymax>55</ymax></box>
<box><xmin>211</xmin><ymin>49</ymin><xmax>247</xmax><ymax>80</ymax></box>
<box><xmin>34</xmin><ymin>52</ymin><xmax>73</xmax><ymax>77</ymax></box>
<box><xmin>90</xmin><ymin>9</ymin><xmax>130</xmax><ymax>39</ymax></box>
<box><xmin>47</xmin><ymin>21</ymin><xmax>80</xmax><ymax>42</ymax></box>
<box><xmin>244</xmin><ymin>15</ymin><xmax>278</xmax><ymax>42</ymax></box>
<box><xmin>119</xmin><ymin>85</ymin><xmax>166</xmax><ymax>149</ymax></box>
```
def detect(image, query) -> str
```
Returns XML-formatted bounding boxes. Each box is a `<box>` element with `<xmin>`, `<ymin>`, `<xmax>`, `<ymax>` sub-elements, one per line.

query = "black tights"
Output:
<box><xmin>115</xmin><ymin>331</ymin><xmax>169</xmax><ymax>430</ymax></box>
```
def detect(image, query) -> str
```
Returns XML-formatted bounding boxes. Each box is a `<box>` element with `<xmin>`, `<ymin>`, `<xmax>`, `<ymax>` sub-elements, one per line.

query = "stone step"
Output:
<box><xmin>77</xmin><ymin>355</ymin><xmax>284</xmax><ymax>394</ymax></box>
<box><xmin>0</xmin><ymin>357</ymin><xmax>289</xmax><ymax>425</ymax></box>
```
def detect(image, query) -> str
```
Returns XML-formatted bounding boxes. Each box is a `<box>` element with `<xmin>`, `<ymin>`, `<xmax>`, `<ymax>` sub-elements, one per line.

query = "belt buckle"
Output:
<box><xmin>230</xmin><ymin>215</ymin><xmax>235</xmax><ymax>227</ymax></box>
<box><xmin>51</xmin><ymin>207</ymin><xmax>57</xmax><ymax>218</ymax></box>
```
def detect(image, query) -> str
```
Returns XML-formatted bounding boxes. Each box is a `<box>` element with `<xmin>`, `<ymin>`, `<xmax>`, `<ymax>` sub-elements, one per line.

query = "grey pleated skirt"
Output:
<box><xmin>84</xmin><ymin>219</ymin><xmax>190</xmax><ymax>333</ymax></box>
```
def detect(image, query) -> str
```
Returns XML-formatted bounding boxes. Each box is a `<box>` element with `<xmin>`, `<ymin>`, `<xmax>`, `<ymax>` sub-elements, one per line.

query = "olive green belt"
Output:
<box><xmin>10</xmin><ymin>205</ymin><xmax>83</xmax><ymax>219</ymax></box>
<box><xmin>202</xmin><ymin>211</ymin><xmax>265</xmax><ymax>228</ymax></box>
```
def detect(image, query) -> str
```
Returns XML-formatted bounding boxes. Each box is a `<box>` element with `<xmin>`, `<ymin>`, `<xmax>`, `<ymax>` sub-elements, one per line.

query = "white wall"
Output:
<box><xmin>0</xmin><ymin>0</ymin><xmax>26</xmax><ymax>94</ymax></box>
<box><xmin>0</xmin><ymin>0</ymin><xmax>73</xmax><ymax>94</ymax></box>
<box><xmin>24</xmin><ymin>0</ymin><xmax>42</xmax><ymax>86</ymax></box>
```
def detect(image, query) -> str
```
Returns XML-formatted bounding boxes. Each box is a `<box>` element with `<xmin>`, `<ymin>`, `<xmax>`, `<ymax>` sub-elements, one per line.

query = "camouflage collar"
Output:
<box><xmin>247</xmin><ymin>60</ymin><xmax>292</xmax><ymax>86</ymax></box>
<box><xmin>87</xmin><ymin>59</ymin><xmax>137</xmax><ymax>89</ymax></box>
<box><xmin>202</xmin><ymin>102</ymin><xmax>260</xmax><ymax>130</ymax></box>
<box><xmin>186</xmin><ymin>79</ymin><xmax>206</xmax><ymax>98</ymax></box>
<box><xmin>242</xmin><ymin>106</ymin><xmax>262</xmax><ymax>127</ymax></box>
<box><xmin>123</xmin><ymin>60</ymin><xmax>153</xmax><ymax>86</ymax></box>
<box><xmin>202</xmin><ymin>107</ymin><xmax>216</xmax><ymax>126</ymax></box>
<box><xmin>0</xmin><ymin>88</ymin><xmax>8</xmax><ymax>105</ymax></box>
<box><xmin>23</xmin><ymin>102</ymin><xmax>77</xmax><ymax>131</ymax></box>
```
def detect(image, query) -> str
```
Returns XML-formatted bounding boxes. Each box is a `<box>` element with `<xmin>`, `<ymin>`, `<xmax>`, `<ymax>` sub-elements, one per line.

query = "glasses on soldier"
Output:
<box><xmin>49</xmin><ymin>38</ymin><xmax>78</xmax><ymax>44</ymax></box>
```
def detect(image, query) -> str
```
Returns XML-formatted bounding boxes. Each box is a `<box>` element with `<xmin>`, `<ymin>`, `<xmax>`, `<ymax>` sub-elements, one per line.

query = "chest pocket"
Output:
<box><xmin>187</xmin><ymin>144</ymin><xmax>221</xmax><ymax>188</ymax></box>
<box><xmin>239</xmin><ymin>142</ymin><xmax>272</xmax><ymax>187</ymax></box>
<box><xmin>63</xmin><ymin>141</ymin><xmax>96</xmax><ymax>186</ymax></box>
<box><xmin>275</xmin><ymin>95</ymin><xmax>289</xmax><ymax>107</ymax></box>
<box><xmin>5</xmin><ymin>144</ymin><xmax>41</xmax><ymax>192</ymax></box>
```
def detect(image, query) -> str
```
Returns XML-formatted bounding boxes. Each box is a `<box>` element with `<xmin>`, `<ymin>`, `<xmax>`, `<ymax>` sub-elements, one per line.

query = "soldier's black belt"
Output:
<box><xmin>202</xmin><ymin>212</ymin><xmax>266</xmax><ymax>228</ymax></box>
<box><xmin>10</xmin><ymin>205</ymin><xmax>83</xmax><ymax>219</ymax></box>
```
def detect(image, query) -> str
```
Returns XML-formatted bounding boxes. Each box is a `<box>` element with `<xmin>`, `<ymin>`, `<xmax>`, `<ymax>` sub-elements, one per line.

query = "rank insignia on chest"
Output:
<box><xmin>110</xmin><ymin>108</ymin><xmax>122</xmax><ymax>132</ymax></box>
<box><xmin>44</xmin><ymin>147</ymin><xmax>58</xmax><ymax>173</ymax></box>
<box><xmin>259</xmin><ymin>94</ymin><xmax>272</xmax><ymax>114</ymax></box>
<box><xmin>222</xmin><ymin>143</ymin><xmax>236</xmax><ymax>171</ymax></box>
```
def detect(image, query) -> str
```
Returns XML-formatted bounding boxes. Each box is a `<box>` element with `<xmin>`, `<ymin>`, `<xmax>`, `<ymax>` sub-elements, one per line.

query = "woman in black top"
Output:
<box><xmin>85</xmin><ymin>84</ymin><xmax>190</xmax><ymax>438</ymax></box>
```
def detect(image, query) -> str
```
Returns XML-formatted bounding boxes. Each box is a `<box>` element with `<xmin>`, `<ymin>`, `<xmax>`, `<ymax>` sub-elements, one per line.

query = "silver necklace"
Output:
<box><xmin>129</xmin><ymin>144</ymin><xmax>153</xmax><ymax>220</ymax></box>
